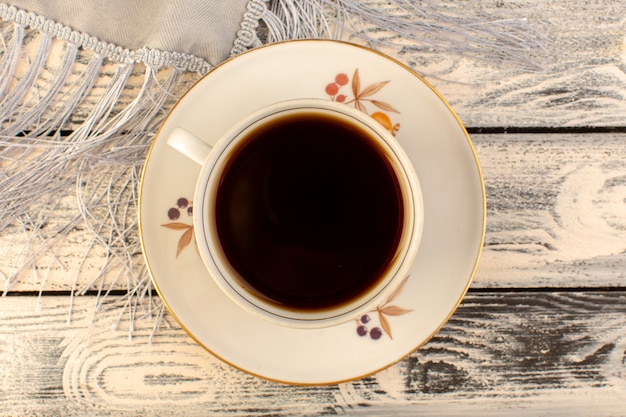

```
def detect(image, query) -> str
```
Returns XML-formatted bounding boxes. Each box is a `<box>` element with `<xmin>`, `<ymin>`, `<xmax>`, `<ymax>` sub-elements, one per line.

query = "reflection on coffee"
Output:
<box><xmin>214</xmin><ymin>112</ymin><xmax>404</xmax><ymax>312</ymax></box>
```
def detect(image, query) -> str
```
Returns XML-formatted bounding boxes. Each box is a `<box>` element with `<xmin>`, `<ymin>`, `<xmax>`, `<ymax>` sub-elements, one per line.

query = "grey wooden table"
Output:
<box><xmin>1</xmin><ymin>1</ymin><xmax>625</xmax><ymax>416</ymax></box>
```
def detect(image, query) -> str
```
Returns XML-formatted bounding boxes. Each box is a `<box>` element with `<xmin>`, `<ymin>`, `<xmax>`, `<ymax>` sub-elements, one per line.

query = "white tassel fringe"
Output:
<box><xmin>0</xmin><ymin>0</ymin><xmax>543</xmax><ymax>340</ymax></box>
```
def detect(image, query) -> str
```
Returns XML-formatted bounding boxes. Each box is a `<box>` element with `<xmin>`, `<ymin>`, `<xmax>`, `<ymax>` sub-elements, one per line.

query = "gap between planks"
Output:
<box><xmin>0</xmin><ymin>292</ymin><xmax>624</xmax><ymax>416</ymax></box>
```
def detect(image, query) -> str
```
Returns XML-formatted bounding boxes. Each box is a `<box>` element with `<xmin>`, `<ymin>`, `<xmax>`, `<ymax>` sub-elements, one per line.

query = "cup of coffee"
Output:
<box><xmin>167</xmin><ymin>99</ymin><xmax>423</xmax><ymax>328</ymax></box>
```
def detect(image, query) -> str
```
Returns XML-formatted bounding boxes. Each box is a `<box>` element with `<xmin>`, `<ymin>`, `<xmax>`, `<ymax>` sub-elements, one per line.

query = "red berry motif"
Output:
<box><xmin>335</xmin><ymin>73</ymin><xmax>349</xmax><ymax>86</ymax></box>
<box><xmin>325</xmin><ymin>83</ymin><xmax>339</xmax><ymax>96</ymax></box>
<box><xmin>324</xmin><ymin>69</ymin><xmax>401</xmax><ymax>136</ymax></box>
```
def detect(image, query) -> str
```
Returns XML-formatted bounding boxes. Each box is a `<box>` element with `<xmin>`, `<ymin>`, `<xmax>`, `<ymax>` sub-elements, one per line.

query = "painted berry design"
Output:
<box><xmin>325</xmin><ymin>69</ymin><xmax>400</xmax><ymax>136</ymax></box>
<box><xmin>355</xmin><ymin>276</ymin><xmax>412</xmax><ymax>340</ymax></box>
<box><xmin>161</xmin><ymin>197</ymin><xmax>195</xmax><ymax>258</ymax></box>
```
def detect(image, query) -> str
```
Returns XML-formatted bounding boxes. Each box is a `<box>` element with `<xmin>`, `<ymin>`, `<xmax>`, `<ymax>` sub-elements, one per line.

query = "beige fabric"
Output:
<box><xmin>0</xmin><ymin>0</ymin><xmax>545</xmax><ymax>333</ymax></box>
<box><xmin>7</xmin><ymin>0</ymin><xmax>250</xmax><ymax>65</ymax></box>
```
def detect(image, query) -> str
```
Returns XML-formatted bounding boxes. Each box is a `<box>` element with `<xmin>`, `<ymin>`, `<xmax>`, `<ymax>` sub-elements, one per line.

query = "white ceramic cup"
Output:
<box><xmin>167</xmin><ymin>98</ymin><xmax>423</xmax><ymax>328</ymax></box>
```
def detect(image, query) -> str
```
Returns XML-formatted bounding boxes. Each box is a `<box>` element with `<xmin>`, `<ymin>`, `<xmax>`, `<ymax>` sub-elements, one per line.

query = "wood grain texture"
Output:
<box><xmin>2</xmin><ymin>0</ymin><xmax>625</xmax><ymax>292</ymax></box>
<box><xmin>1</xmin><ymin>2</ymin><xmax>625</xmax><ymax>415</ymax></box>
<box><xmin>0</xmin><ymin>292</ymin><xmax>624</xmax><ymax>416</ymax></box>
<box><xmin>473</xmin><ymin>132</ymin><xmax>626</xmax><ymax>287</ymax></box>
<box><xmin>381</xmin><ymin>0</ymin><xmax>626</xmax><ymax>127</ymax></box>
<box><xmin>2</xmin><ymin>132</ymin><xmax>623</xmax><ymax>292</ymax></box>
<box><xmin>3</xmin><ymin>0</ymin><xmax>626</xmax><ymax>130</ymax></box>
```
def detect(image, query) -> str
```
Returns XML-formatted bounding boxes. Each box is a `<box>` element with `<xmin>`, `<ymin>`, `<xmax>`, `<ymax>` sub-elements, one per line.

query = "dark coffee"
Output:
<box><xmin>214</xmin><ymin>111</ymin><xmax>404</xmax><ymax>312</ymax></box>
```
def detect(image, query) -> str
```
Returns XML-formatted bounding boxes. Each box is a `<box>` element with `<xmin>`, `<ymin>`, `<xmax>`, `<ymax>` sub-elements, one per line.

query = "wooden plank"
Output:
<box><xmin>2</xmin><ymin>132</ymin><xmax>624</xmax><ymax>292</ymax></box>
<box><xmin>473</xmin><ymin>132</ymin><xmax>626</xmax><ymax>287</ymax></box>
<box><xmin>2</xmin><ymin>0</ymin><xmax>626</xmax><ymax>129</ymax></box>
<box><xmin>0</xmin><ymin>292</ymin><xmax>624</xmax><ymax>415</ymax></box>
<box><xmin>364</xmin><ymin>0</ymin><xmax>626</xmax><ymax>128</ymax></box>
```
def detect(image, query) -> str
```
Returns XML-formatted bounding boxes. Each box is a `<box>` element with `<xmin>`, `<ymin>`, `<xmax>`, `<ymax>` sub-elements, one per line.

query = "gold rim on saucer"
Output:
<box><xmin>138</xmin><ymin>39</ymin><xmax>486</xmax><ymax>385</ymax></box>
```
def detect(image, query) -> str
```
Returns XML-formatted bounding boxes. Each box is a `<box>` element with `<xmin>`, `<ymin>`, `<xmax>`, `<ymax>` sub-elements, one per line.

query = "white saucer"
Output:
<box><xmin>139</xmin><ymin>40</ymin><xmax>486</xmax><ymax>385</ymax></box>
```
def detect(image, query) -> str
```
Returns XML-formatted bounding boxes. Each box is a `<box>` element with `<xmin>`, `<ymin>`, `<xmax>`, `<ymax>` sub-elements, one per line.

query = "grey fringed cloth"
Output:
<box><xmin>0</xmin><ymin>0</ymin><xmax>542</xmax><ymax>333</ymax></box>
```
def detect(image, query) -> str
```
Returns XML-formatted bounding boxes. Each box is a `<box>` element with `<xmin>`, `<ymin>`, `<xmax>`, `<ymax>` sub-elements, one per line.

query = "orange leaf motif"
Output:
<box><xmin>177</xmin><ymin>226</ymin><xmax>194</xmax><ymax>258</ymax></box>
<box><xmin>385</xmin><ymin>275</ymin><xmax>410</xmax><ymax>304</ymax></box>
<box><xmin>358</xmin><ymin>81</ymin><xmax>389</xmax><ymax>99</ymax></box>
<box><xmin>379</xmin><ymin>305</ymin><xmax>413</xmax><ymax>316</ymax></box>
<box><xmin>354</xmin><ymin>100</ymin><xmax>367</xmax><ymax>113</ymax></box>
<box><xmin>379</xmin><ymin>312</ymin><xmax>392</xmax><ymax>339</ymax></box>
<box><xmin>369</xmin><ymin>99</ymin><xmax>400</xmax><ymax>113</ymax></box>
<box><xmin>161</xmin><ymin>222</ymin><xmax>193</xmax><ymax>230</ymax></box>
<box><xmin>351</xmin><ymin>68</ymin><xmax>360</xmax><ymax>98</ymax></box>
<box><xmin>355</xmin><ymin>275</ymin><xmax>412</xmax><ymax>340</ymax></box>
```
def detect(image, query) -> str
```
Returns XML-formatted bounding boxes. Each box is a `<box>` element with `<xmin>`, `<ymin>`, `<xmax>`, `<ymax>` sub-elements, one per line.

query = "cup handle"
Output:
<box><xmin>166</xmin><ymin>127</ymin><xmax>212</xmax><ymax>165</ymax></box>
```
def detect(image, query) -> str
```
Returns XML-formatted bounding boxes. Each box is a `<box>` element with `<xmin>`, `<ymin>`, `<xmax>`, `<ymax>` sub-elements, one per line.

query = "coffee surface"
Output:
<box><xmin>214</xmin><ymin>112</ymin><xmax>404</xmax><ymax>311</ymax></box>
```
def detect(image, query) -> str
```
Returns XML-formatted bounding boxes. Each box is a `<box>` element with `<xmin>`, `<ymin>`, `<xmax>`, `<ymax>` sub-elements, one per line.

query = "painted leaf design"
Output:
<box><xmin>385</xmin><ymin>275</ymin><xmax>410</xmax><ymax>304</ymax></box>
<box><xmin>176</xmin><ymin>227</ymin><xmax>194</xmax><ymax>258</ymax></box>
<box><xmin>379</xmin><ymin>311</ymin><xmax>392</xmax><ymax>339</ymax></box>
<box><xmin>351</xmin><ymin>68</ymin><xmax>360</xmax><ymax>98</ymax></box>
<box><xmin>354</xmin><ymin>100</ymin><xmax>367</xmax><ymax>113</ymax></box>
<box><xmin>358</xmin><ymin>81</ymin><xmax>389</xmax><ymax>99</ymax></box>
<box><xmin>379</xmin><ymin>305</ymin><xmax>413</xmax><ymax>316</ymax></box>
<box><xmin>161</xmin><ymin>222</ymin><xmax>192</xmax><ymax>230</ymax></box>
<box><xmin>370</xmin><ymin>99</ymin><xmax>400</xmax><ymax>113</ymax></box>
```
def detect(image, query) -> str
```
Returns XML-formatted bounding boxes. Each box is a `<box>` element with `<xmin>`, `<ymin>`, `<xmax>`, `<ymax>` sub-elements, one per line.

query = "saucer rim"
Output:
<box><xmin>138</xmin><ymin>39</ymin><xmax>486</xmax><ymax>386</ymax></box>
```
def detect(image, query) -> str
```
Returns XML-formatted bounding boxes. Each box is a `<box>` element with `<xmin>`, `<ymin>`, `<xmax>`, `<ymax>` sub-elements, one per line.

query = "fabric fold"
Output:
<box><xmin>0</xmin><ymin>0</ymin><xmax>545</xmax><ymax>338</ymax></box>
